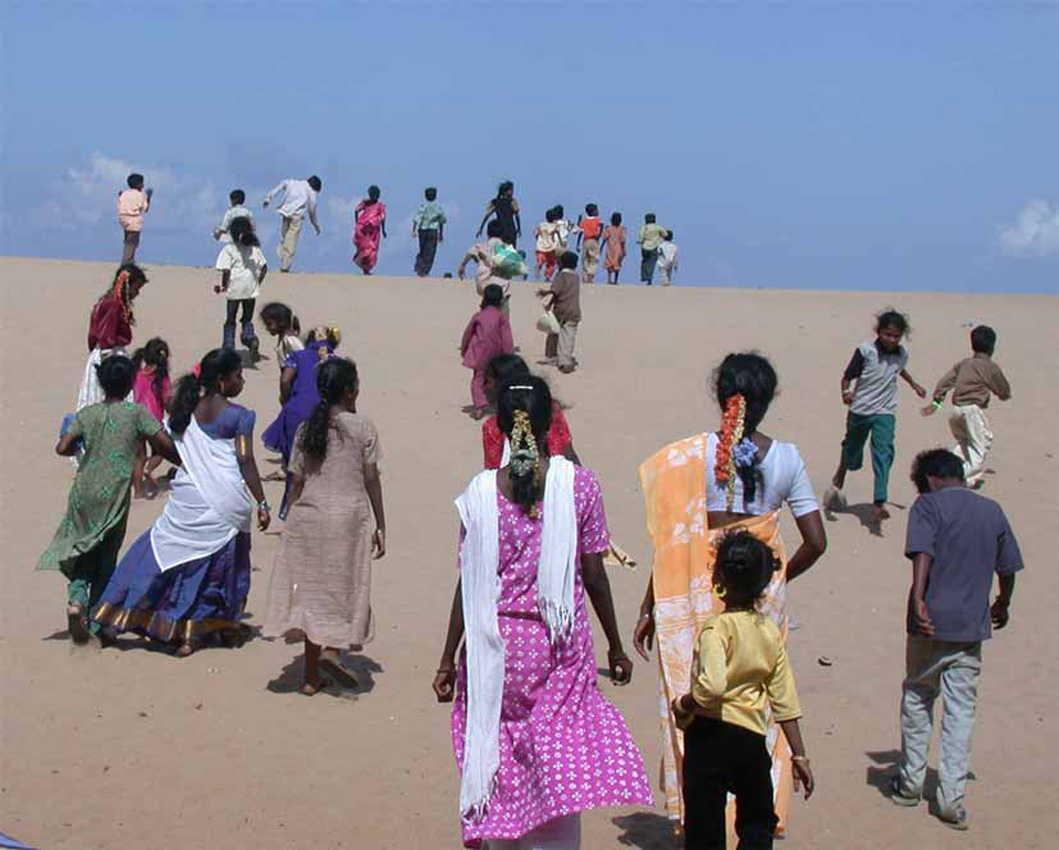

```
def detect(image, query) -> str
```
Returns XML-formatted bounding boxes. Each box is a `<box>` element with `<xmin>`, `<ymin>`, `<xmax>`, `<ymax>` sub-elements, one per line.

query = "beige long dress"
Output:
<box><xmin>263</xmin><ymin>412</ymin><xmax>381</xmax><ymax>646</ymax></box>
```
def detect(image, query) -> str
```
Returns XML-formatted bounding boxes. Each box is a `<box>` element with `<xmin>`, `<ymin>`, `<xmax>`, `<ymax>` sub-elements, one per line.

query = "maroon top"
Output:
<box><xmin>460</xmin><ymin>306</ymin><xmax>514</xmax><ymax>371</ymax></box>
<box><xmin>87</xmin><ymin>296</ymin><xmax>132</xmax><ymax>352</ymax></box>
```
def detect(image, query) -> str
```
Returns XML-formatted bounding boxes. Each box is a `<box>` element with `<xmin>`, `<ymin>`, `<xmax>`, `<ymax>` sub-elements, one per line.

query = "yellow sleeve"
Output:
<box><xmin>690</xmin><ymin>620</ymin><xmax>729</xmax><ymax>709</ymax></box>
<box><xmin>765</xmin><ymin>641</ymin><xmax>802</xmax><ymax>722</ymax></box>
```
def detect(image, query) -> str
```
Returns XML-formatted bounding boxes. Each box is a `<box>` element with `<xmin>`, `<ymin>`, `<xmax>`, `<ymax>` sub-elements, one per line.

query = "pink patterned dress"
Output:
<box><xmin>451</xmin><ymin>466</ymin><xmax>652</xmax><ymax>847</ymax></box>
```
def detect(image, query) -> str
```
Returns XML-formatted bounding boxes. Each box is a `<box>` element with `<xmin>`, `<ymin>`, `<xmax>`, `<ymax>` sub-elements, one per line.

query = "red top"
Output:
<box><xmin>482</xmin><ymin>401</ymin><xmax>573</xmax><ymax>469</ymax></box>
<box><xmin>87</xmin><ymin>296</ymin><xmax>132</xmax><ymax>352</ymax></box>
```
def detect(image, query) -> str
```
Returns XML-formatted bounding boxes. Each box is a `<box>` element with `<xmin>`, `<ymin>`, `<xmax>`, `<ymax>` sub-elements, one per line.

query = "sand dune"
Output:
<box><xmin>1</xmin><ymin>256</ymin><xmax>1055</xmax><ymax>849</ymax></box>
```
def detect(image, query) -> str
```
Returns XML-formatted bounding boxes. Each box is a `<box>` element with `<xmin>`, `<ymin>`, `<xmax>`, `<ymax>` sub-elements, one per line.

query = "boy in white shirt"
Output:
<box><xmin>657</xmin><ymin>230</ymin><xmax>679</xmax><ymax>286</ymax></box>
<box><xmin>214</xmin><ymin>189</ymin><xmax>254</xmax><ymax>243</ymax></box>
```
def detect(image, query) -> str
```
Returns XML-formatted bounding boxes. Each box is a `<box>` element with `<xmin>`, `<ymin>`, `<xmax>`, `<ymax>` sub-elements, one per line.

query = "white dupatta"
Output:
<box><xmin>454</xmin><ymin>456</ymin><xmax>578</xmax><ymax>822</ymax></box>
<box><xmin>151</xmin><ymin>417</ymin><xmax>252</xmax><ymax>572</ymax></box>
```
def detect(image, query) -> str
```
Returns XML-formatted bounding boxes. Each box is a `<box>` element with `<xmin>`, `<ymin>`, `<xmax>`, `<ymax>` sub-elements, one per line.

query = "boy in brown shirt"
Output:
<box><xmin>537</xmin><ymin>251</ymin><xmax>581</xmax><ymax>373</ymax></box>
<box><xmin>923</xmin><ymin>325</ymin><xmax>1011</xmax><ymax>488</ymax></box>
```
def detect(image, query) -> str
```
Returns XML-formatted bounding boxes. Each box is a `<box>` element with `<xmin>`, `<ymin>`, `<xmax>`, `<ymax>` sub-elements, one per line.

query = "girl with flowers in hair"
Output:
<box><xmin>77</xmin><ymin>264</ymin><xmax>148</xmax><ymax>414</ymax></box>
<box><xmin>433</xmin><ymin>375</ymin><xmax>651</xmax><ymax>849</ymax></box>
<box><xmin>634</xmin><ymin>352</ymin><xmax>827</xmax><ymax>842</ymax></box>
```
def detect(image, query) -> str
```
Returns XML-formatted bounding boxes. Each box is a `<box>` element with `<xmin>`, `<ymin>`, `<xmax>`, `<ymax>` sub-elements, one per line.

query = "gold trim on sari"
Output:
<box><xmin>640</xmin><ymin>434</ymin><xmax>793</xmax><ymax>835</ymax></box>
<box><xmin>93</xmin><ymin>602</ymin><xmax>244</xmax><ymax>644</ymax></box>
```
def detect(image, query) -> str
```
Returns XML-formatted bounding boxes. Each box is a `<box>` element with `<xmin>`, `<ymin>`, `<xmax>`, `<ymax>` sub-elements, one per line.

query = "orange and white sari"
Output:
<box><xmin>639</xmin><ymin>433</ymin><xmax>794</xmax><ymax>835</ymax></box>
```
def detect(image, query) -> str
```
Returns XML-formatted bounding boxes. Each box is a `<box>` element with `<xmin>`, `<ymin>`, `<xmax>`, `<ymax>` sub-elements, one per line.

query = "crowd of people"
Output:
<box><xmin>34</xmin><ymin>172</ymin><xmax>1026</xmax><ymax>849</ymax></box>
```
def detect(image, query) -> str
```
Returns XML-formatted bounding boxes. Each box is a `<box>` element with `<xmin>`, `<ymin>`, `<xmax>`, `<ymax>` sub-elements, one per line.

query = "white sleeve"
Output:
<box><xmin>215</xmin><ymin>245</ymin><xmax>234</xmax><ymax>271</ymax></box>
<box><xmin>252</xmin><ymin>247</ymin><xmax>266</xmax><ymax>267</ymax></box>
<box><xmin>783</xmin><ymin>446</ymin><xmax>819</xmax><ymax>518</ymax></box>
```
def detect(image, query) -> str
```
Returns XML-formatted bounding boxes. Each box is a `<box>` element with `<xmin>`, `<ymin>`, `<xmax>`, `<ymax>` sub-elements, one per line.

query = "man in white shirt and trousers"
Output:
<box><xmin>263</xmin><ymin>175</ymin><xmax>322</xmax><ymax>272</ymax></box>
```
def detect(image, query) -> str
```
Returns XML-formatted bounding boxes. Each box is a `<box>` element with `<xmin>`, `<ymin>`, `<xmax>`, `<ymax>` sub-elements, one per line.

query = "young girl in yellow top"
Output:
<box><xmin>672</xmin><ymin>531</ymin><xmax>815</xmax><ymax>849</ymax></box>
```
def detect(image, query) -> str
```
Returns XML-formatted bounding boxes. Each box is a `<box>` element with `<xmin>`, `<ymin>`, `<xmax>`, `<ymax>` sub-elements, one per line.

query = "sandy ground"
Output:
<box><xmin>0</xmin><ymin>255</ymin><xmax>1055</xmax><ymax>849</ymax></box>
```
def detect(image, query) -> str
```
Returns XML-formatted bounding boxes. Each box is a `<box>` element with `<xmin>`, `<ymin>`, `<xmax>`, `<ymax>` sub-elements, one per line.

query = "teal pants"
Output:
<box><xmin>66</xmin><ymin>524</ymin><xmax>125</xmax><ymax>634</ymax></box>
<box><xmin>841</xmin><ymin>412</ymin><xmax>896</xmax><ymax>505</ymax></box>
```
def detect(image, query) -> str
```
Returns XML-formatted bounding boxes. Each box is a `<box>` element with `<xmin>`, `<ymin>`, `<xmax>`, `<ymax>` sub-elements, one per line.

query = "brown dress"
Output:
<box><xmin>263</xmin><ymin>412</ymin><xmax>381</xmax><ymax>647</ymax></box>
<box><xmin>602</xmin><ymin>224</ymin><xmax>627</xmax><ymax>272</ymax></box>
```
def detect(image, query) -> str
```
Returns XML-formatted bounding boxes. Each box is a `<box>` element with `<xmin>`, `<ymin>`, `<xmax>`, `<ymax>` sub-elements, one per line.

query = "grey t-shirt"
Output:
<box><xmin>845</xmin><ymin>341</ymin><xmax>909</xmax><ymax>416</ymax></box>
<box><xmin>905</xmin><ymin>487</ymin><xmax>1023</xmax><ymax>642</ymax></box>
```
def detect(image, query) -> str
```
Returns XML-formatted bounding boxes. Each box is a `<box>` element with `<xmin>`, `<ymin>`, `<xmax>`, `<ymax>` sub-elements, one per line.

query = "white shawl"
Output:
<box><xmin>151</xmin><ymin>417</ymin><xmax>252</xmax><ymax>571</ymax></box>
<box><xmin>454</xmin><ymin>456</ymin><xmax>578</xmax><ymax>821</ymax></box>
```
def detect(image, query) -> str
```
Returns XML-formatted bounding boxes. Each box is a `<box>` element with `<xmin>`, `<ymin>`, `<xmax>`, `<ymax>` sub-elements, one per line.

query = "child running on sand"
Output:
<box><xmin>458</xmin><ymin>220</ymin><xmax>512</xmax><ymax>305</ymax></box>
<box><xmin>922</xmin><ymin>325</ymin><xmax>1011</xmax><ymax>489</ymax></box>
<box><xmin>601</xmin><ymin>212</ymin><xmax>626</xmax><ymax>284</ymax></box>
<box><xmin>826</xmin><ymin>309</ymin><xmax>927</xmax><ymax>533</ymax></box>
<box><xmin>259</xmin><ymin>302</ymin><xmax>304</xmax><ymax>372</ymax></box>
<box><xmin>38</xmin><ymin>355</ymin><xmax>180</xmax><ymax>644</ymax></box>
<box><xmin>131</xmin><ymin>337</ymin><xmax>173</xmax><ymax>499</ymax></box>
<box><xmin>117</xmin><ymin>173</ymin><xmax>152</xmax><ymax>264</ymax></box>
<box><xmin>460</xmin><ymin>284</ymin><xmax>514</xmax><ymax>420</ymax></box>
<box><xmin>534</xmin><ymin>207</ymin><xmax>559</xmax><ymax>281</ymax></box>
<box><xmin>537</xmin><ymin>251</ymin><xmax>581</xmax><ymax>373</ymax></box>
<box><xmin>263</xmin><ymin>358</ymin><xmax>386</xmax><ymax>696</ymax></box>
<box><xmin>891</xmin><ymin>449</ymin><xmax>1022</xmax><ymax>830</ymax></box>
<box><xmin>215</xmin><ymin>217</ymin><xmax>267</xmax><ymax>360</ymax></box>
<box><xmin>213</xmin><ymin>189</ymin><xmax>254</xmax><ymax>243</ymax></box>
<box><xmin>672</xmin><ymin>530</ymin><xmax>815</xmax><ymax>848</ymax></box>
<box><xmin>576</xmin><ymin>204</ymin><xmax>604</xmax><ymax>283</ymax></box>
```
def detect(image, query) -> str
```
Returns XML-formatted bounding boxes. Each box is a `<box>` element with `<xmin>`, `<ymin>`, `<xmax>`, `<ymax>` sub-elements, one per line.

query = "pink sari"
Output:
<box><xmin>353</xmin><ymin>200</ymin><xmax>386</xmax><ymax>272</ymax></box>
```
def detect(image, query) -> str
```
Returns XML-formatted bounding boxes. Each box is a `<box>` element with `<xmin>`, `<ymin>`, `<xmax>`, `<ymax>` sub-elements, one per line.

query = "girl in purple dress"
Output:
<box><xmin>262</xmin><ymin>326</ymin><xmax>341</xmax><ymax>517</ymax></box>
<box><xmin>433</xmin><ymin>376</ymin><xmax>651</xmax><ymax>848</ymax></box>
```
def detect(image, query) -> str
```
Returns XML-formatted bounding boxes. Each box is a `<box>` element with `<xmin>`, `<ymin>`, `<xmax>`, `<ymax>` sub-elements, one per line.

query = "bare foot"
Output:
<box><xmin>67</xmin><ymin>603</ymin><xmax>90</xmax><ymax>645</ymax></box>
<box><xmin>300</xmin><ymin>678</ymin><xmax>331</xmax><ymax>696</ymax></box>
<box><xmin>175</xmin><ymin>641</ymin><xmax>197</xmax><ymax>658</ymax></box>
<box><xmin>470</xmin><ymin>407</ymin><xmax>485</xmax><ymax>421</ymax></box>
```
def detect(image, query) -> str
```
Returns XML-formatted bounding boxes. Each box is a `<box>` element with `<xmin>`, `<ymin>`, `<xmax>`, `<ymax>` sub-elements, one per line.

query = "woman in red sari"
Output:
<box><xmin>353</xmin><ymin>185</ymin><xmax>387</xmax><ymax>274</ymax></box>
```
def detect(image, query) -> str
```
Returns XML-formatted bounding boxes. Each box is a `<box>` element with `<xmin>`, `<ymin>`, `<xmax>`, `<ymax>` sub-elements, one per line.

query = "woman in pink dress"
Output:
<box><xmin>353</xmin><ymin>185</ymin><xmax>387</xmax><ymax>274</ymax></box>
<box><xmin>433</xmin><ymin>376</ymin><xmax>651</xmax><ymax>849</ymax></box>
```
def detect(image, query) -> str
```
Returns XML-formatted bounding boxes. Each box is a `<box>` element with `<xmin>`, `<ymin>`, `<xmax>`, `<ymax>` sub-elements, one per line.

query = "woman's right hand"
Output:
<box><xmin>633</xmin><ymin>611</ymin><xmax>655</xmax><ymax>661</ymax></box>
<box><xmin>433</xmin><ymin>667</ymin><xmax>456</xmax><ymax>703</ymax></box>
<box><xmin>258</xmin><ymin>507</ymin><xmax>271</xmax><ymax>531</ymax></box>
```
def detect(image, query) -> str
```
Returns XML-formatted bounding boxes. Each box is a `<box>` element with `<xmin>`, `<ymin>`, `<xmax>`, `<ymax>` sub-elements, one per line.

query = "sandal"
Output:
<box><xmin>67</xmin><ymin>603</ymin><xmax>90</xmax><ymax>645</ymax></box>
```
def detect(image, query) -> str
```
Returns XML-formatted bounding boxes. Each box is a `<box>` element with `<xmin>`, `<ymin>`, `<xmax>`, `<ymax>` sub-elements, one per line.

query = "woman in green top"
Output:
<box><xmin>39</xmin><ymin>355</ymin><xmax>180</xmax><ymax>644</ymax></box>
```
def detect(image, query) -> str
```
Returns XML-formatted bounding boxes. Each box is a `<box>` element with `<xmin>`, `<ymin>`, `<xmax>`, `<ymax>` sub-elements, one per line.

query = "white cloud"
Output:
<box><xmin>35</xmin><ymin>151</ymin><xmax>223</xmax><ymax>235</ymax></box>
<box><xmin>998</xmin><ymin>200</ymin><xmax>1059</xmax><ymax>257</ymax></box>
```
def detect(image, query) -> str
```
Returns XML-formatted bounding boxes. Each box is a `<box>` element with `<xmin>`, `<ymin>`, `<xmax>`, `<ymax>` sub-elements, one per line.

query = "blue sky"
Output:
<box><xmin>2</xmin><ymin>1</ymin><xmax>1057</xmax><ymax>292</ymax></box>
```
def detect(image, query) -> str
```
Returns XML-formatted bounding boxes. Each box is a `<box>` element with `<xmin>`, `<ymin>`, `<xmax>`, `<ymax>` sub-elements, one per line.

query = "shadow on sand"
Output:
<box><xmin>266</xmin><ymin>648</ymin><xmax>383</xmax><ymax>701</ymax></box>
<box><xmin>612</xmin><ymin>812</ymin><xmax>679</xmax><ymax>849</ymax></box>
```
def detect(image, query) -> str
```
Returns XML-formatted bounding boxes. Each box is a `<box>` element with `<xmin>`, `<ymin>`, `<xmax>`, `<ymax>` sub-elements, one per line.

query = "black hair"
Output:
<box><xmin>100</xmin><ymin>263</ymin><xmax>147</xmax><ymax>301</ymax></box>
<box><xmin>229</xmin><ymin>216</ymin><xmax>259</xmax><ymax>248</ymax></box>
<box><xmin>486</xmin><ymin>353</ymin><xmax>530</xmax><ymax>383</ymax></box>
<box><xmin>497</xmin><ymin>375</ymin><xmax>553</xmax><ymax>515</ymax></box>
<box><xmin>425</xmin><ymin>187</ymin><xmax>437</xmax><ymax>201</ymax></box>
<box><xmin>559</xmin><ymin>251</ymin><xmax>578</xmax><ymax>271</ymax></box>
<box><xmin>876</xmin><ymin>309</ymin><xmax>910</xmax><ymax>336</ymax></box>
<box><xmin>132</xmin><ymin>337</ymin><xmax>170</xmax><ymax>398</ymax></box>
<box><xmin>300</xmin><ymin>358</ymin><xmax>359</xmax><ymax>464</ymax></box>
<box><xmin>555</xmin><ymin>204</ymin><xmax>564</xmax><ymax>219</ymax></box>
<box><xmin>367</xmin><ymin>185</ymin><xmax>381</xmax><ymax>202</ymax></box>
<box><xmin>259</xmin><ymin>302</ymin><xmax>300</xmax><ymax>336</ymax></box>
<box><xmin>127</xmin><ymin>173</ymin><xmax>144</xmax><ymax>189</ymax></box>
<box><xmin>308</xmin><ymin>175</ymin><xmax>322</xmax><ymax>192</ymax></box>
<box><xmin>714</xmin><ymin>530</ymin><xmax>781</xmax><ymax>605</ymax></box>
<box><xmin>911</xmin><ymin>448</ymin><xmax>965</xmax><ymax>494</ymax></box>
<box><xmin>481</xmin><ymin>283</ymin><xmax>505</xmax><ymax>309</ymax></box>
<box><xmin>545</xmin><ymin>207</ymin><xmax>559</xmax><ymax>223</ymax></box>
<box><xmin>497</xmin><ymin>180</ymin><xmax>514</xmax><ymax>197</ymax></box>
<box><xmin>971</xmin><ymin>325</ymin><xmax>996</xmax><ymax>355</ymax></box>
<box><xmin>611</xmin><ymin>212</ymin><xmax>622</xmax><ymax>226</ymax></box>
<box><xmin>230</xmin><ymin>189</ymin><xmax>246</xmax><ymax>205</ymax></box>
<box><xmin>665</xmin><ymin>230</ymin><xmax>674</xmax><ymax>240</ymax></box>
<box><xmin>96</xmin><ymin>354</ymin><xmax>137</xmax><ymax>400</ymax></box>
<box><xmin>645</xmin><ymin>212</ymin><xmax>656</xmax><ymax>223</ymax></box>
<box><xmin>586</xmin><ymin>203</ymin><xmax>598</xmax><ymax>216</ymax></box>
<box><xmin>714</xmin><ymin>353</ymin><xmax>779</xmax><ymax>505</ymax></box>
<box><xmin>486</xmin><ymin>220</ymin><xmax>504</xmax><ymax>239</ymax></box>
<box><xmin>168</xmin><ymin>348</ymin><xmax>241</xmax><ymax>435</ymax></box>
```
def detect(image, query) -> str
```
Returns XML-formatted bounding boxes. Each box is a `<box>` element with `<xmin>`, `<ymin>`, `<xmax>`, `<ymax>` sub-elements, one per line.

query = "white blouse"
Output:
<box><xmin>704</xmin><ymin>432</ymin><xmax>819</xmax><ymax>518</ymax></box>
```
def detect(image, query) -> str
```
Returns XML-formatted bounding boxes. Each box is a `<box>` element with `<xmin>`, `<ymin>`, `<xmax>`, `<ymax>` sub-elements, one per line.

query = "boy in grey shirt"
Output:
<box><xmin>826</xmin><ymin>310</ymin><xmax>926</xmax><ymax>533</ymax></box>
<box><xmin>892</xmin><ymin>448</ymin><xmax>1022</xmax><ymax>831</ymax></box>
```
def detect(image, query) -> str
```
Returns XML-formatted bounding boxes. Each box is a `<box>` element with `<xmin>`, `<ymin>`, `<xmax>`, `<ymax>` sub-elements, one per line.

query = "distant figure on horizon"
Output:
<box><xmin>460</xmin><ymin>284</ymin><xmax>514</xmax><ymax>420</ymax></box>
<box><xmin>922</xmin><ymin>325</ymin><xmax>1011</xmax><ymax>489</ymax></box>
<box><xmin>576</xmin><ymin>203</ymin><xmax>603</xmax><ymax>284</ymax></box>
<box><xmin>601</xmin><ymin>212</ymin><xmax>627</xmax><ymax>284</ymax></box>
<box><xmin>354</xmin><ymin>185</ymin><xmax>387</xmax><ymax>275</ymax></box>
<box><xmin>552</xmin><ymin>204</ymin><xmax>572</xmax><ymax>260</ymax></box>
<box><xmin>117</xmin><ymin>173</ymin><xmax>152</xmax><ymax>265</ymax></box>
<box><xmin>458</xmin><ymin>220</ymin><xmax>511</xmax><ymax>306</ymax></box>
<box><xmin>412</xmin><ymin>186</ymin><xmax>446</xmax><ymax>277</ymax></box>
<box><xmin>638</xmin><ymin>212</ymin><xmax>667</xmax><ymax>285</ymax></box>
<box><xmin>263</xmin><ymin>175</ymin><xmax>321</xmax><ymax>273</ymax></box>
<box><xmin>826</xmin><ymin>309</ymin><xmax>927</xmax><ymax>534</ymax></box>
<box><xmin>213</xmin><ymin>189</ymin><xmax>254</xmax><ymax>243</ymax></box>
<box><xmin>534</xmin><ymin>206</ymin><xmax>559</xmax><ymax>281</ymax></box>
<box><xmin>656</xmin><ymin>230</ymin><xmax>679</xmax><ymax>286</ymax></box>
<box><xmin>477</xmin><ymin>180</ymin><xmax>520</xmax><ymax>247</ymax></box>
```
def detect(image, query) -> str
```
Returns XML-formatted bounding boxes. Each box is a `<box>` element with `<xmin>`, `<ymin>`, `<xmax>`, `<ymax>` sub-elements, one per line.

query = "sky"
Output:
<box><xmin>1</xmin><ymin>1</ymin><xmax>1057</xmax><ymax>293</ymax></box>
